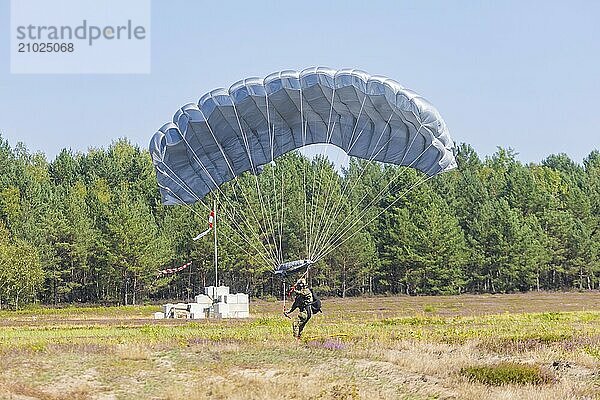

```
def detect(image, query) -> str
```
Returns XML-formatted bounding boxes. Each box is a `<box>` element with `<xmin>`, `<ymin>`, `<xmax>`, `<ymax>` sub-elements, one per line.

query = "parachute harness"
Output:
<box><xmin>282</xmin><ymin>266</ymin><xmax>311</xmax><ymax>317</ymax></box>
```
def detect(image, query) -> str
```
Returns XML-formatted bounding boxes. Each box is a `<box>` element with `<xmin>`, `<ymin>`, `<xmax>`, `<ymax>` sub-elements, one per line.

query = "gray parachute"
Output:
<box><xmin>149</xmin><ymin>67</ymin><xmax>456</xmax><ymax>205</ymax></box>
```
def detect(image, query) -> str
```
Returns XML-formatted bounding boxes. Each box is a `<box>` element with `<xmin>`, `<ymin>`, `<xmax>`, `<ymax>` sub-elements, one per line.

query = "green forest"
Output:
<box><xmin>0</xmin><ymin>134</ymin><xmax>599</xmax><ymax>309</ymax></box>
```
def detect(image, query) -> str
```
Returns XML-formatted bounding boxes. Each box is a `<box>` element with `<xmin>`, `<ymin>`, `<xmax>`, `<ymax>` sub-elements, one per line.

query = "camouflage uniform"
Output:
<box><xmin>288</xmin><ymin>284</ymin><xmax>314</xmax><ymax>339</ymax></box>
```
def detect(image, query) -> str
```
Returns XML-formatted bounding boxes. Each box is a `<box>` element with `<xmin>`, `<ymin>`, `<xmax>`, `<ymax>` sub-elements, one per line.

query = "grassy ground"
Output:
<box><xmin>0</xmin><ymin>292</ymin><xmax>599</xmax><ymax>399</ymax></box>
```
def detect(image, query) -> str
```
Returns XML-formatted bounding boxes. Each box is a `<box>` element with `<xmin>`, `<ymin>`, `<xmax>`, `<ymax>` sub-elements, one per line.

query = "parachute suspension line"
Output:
<box><xmin>161</xmin><ymin>181</ymin><xmax>267</xmax><ymax>264</ymax></box>
<box><xmin>157</xmin><ymin>185</ymin><xmax>271</xmax><ymax>268</ymax></box>
<box><xmin>313</xmin><ymin>139</ymin><xmax>436</xmax><ymax>263</ymax></box>
<box><xmin>264</xmin><ymin>106</ymin><xmax>285</xmax><ymax>268</ymax></box>
<box><xmin>305</xmin><ymin>86</ymin><xmax>337</xmax><ymax>258</ymax></box>
<box><xmin>265</xmin><ymin>94</ymin><xmax>284</xmax><ymax>267</ymax></box>
<box><xmin>264</xmin><ymin>97</ymin><xmax>282</xmax><ymax>265</ymax></box>
<box><xmin>271</xmin><ymin>97</ymin><xmax>286</xmax><ymax>266</ymax></box>
<box><xmin>306</xmin><ymin>86</ymin><xmax>337</xmax><ymax>259</ymax></box>
<box><xmin>232</xmin><ymin>102</ymin><xmax>283</xmax><ymax>267</ymax></box>
<box><xmin>157</xmin><ymin>165</ymin><xmax>275</xmax><ymax>267</ymax></box>
<box><xmin>309</xmin><ymin>101</ymin><xmax>370</xmax><ymax>259</ymax></box>
<box><xmin>265</xmin><ymin>97</ymin><xmax>286</xmax><ymax>267</ymax></box>
<box><xmin>305</xmin><ymin>146</ymin><xmax>319</xmax><ymax>261</ymax></box>
<box><xmin>348</xmin><ymin>96</ymin><xmax>368</xmax><ymax>151</ymax></box>
<box><xmin>325</xmin><ymin>88</ymin><xmax>337</xmax><ymax>143</ymax></box>
<box><xmin>156</xmin><ymin>179</ymin><xmax>206</xmax><ymax>219</ymax></box>
<box><xmin>307</xmin><ymin>98</ymin><xmax>376</xmax><ymax>245</ymax></box>
<box><xmin>199</xmin><ymin>108</ymin><xmax>280</xmax><ymax>268</ymax></box>
<box><xmin>310</xmin><ymin>117</ymin><xmax>425</xmax><ymax>260</ymax></box>
<box><xmin>310</xmin><ymin>117</ymin><xmax>429</xmax><ymax>259</ymax></box>
<box><xmin>157</xmin><ymin>164</ymin><xmax>208</xmax><ymax>208</ymax></box>
<box><xmin>307</xmin><ymin>95</ymin><xmax>367</xmax><ymax>256</ymax></box>
<box><xmin>197</xmin><ymin>108</ymin><xmax>256</xmax><ymax>220</ymax></box>
<box><xmin>266</xmin><ymin>121</ymin><xmax>282</xmax><ymax>266</ymax></box>
<box><xmin>268</xmin><ymin>119</ymin><xmax>285</xmax><ymax>268</ymax></box>
<box><xmin>314</xmin><ymin>165</ymin><xmax>440</xmax><ymax>263</ymax></box>
<box><xmin>279</xmin><ymin>157</ymin><xmax>285</xmax><ymax>264</ymax></box>
<box><xmin>311</xmin><ymin>112</ymin><xmax>394</xmax><ymax>257</ymax></box>
<box><xmin>282</xmin><ymin>280</ymin><xmax>286</xmax><ymax>313</ymax></box>
<box><xmin>300</xmin><ymin>88</ymin><xmax>310</xmax><ymax>261</ymax></box>
<box><xmin>316</xmin><ymin>139</ymin><xmax>435</xmax><ymax>260</ymax></box>
<box><xmin>346</xmin><ymin>105</ymin><xmax>375</xmax><ymax>155</ymax></box>
<box><xmin>177</xmin><ymin>126</ymin><xmax>277</xmax><ymax>266</ymax></box>
<box><xmin>154</xmin><ymin>181</ymin><xmax>274</xmax><ymax>265</ymax></box>
<box><xmin>178</xmin><ymin>134</ymin><xmax>277</xmax><ymax>266</ymax></box>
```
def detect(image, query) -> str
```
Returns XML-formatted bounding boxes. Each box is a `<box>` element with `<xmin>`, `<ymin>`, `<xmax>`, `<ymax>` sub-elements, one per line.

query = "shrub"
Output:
<box><xmin>460</xmin><ymin>363</ymin><xmax>553</xmax><ymax>385</ymax></box>
<box><xmin>423</xmin><ymin>304</ymin><xmax>437</xmax><ymax>313</ymax></box>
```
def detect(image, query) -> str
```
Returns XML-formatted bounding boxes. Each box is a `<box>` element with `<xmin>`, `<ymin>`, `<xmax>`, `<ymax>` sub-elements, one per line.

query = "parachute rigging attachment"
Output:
<box><xmin>274</xmin><ymin>259</ymin><xmax>314</xmax><ymax>277</ymax></box>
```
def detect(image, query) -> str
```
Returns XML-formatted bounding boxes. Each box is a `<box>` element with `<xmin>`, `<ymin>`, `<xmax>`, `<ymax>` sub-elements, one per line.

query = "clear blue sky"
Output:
<box><xmin>1</xmin><ymin>0</ymin><xmax>599</xmax><ymax>163</ymax></box>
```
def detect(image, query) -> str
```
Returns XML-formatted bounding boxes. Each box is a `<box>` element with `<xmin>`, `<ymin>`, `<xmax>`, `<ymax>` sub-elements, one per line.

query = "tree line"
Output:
<box><xmin>0</xmin><ymin>134</ymin><xmax>598</xmax><ymax>308</ymax></box>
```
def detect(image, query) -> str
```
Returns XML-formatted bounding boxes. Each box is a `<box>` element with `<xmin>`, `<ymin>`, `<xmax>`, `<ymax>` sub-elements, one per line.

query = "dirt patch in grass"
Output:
<box><xmin>0</xmin><ymin>381</ymin><xmax>93</xmax><ymax>400</ymax></box>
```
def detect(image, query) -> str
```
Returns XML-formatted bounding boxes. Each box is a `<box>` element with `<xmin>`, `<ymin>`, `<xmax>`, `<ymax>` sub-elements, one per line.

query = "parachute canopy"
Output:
<box><xmin>150</xmin><ymin>67</ymin><xmax>456</xmax><ymax>205</ymax></box>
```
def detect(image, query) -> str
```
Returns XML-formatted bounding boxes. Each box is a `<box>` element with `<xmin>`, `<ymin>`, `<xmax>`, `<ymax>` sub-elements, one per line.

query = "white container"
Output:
<box><xmin>218</xmin><ymin>294</ymin><xmax>230</xmax><ymax>303</ymax></box>
<box><xmin>214</xmin><ymin>302</ymin><xmax>230</xmax><ymax>318</ymax></box>
<box><xmin>195</xmin><ymin>294</ymin><xmax>213</xmax><ymax>305</ymax></box>
<box><xmin>227</xmin><ymin>294</ymin><xmax>247</xmax><ymax>304</ymax></box>
<box><xmin>236</xmin><ymin>293</ymin><xmax>249</xmax><ymax>304</ymax></box>
<box><xmin>190</xmin><ymin>310</ymin><xmax>209</xmax><ymax>319</ymax></box>
<box><xmin>234</xmin><ymin>311</ymin><xmax>250</xmax><ymax>318</ymax></box>
<box><xmin>205</xmin><ymin>286</ymin><xmax>230</xmax><ymax>299</ymax></box>
<box><xmin>172</xmin><ymin>308</ymin><xmax>190</xmax><ymax>319</ymax></box>
<box><xmin>216</xmin><ymin>286</ymin><xmax>230</xmax><ymax>296</ymax></box>
<box><xmin>188</xmin><ymin>303</ymin><xmax>206</xmax><ymax>319</ymax></box>
<box><xmin>159</xmin><ymin>288</ymin><xmax>248</xmax><ymax>320</ymax></box>
<box><xmin>228</xmin><ymin>303</ymin><xmax>249</xmax><ymax>313</ymax></box>
<box><xmin>204</xmin><ymin>286</ymin><xmax>216</xmax><ymax>299</ymax></box>
<box><xmin>163</xmin><ymin>303</ymin><xmax>174</xmax><ymax>317</ymax></box>
<box><xmin>154</xmin><ymin>312</ymin><xmax>165</xmax><ymax>319</ymax></box>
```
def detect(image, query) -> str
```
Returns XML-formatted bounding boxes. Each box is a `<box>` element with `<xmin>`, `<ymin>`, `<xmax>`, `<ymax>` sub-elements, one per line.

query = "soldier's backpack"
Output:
<box><xmin>310</xmin><ymin>288</ymin><xmax>322</xmax><ymax>314</ymax></box>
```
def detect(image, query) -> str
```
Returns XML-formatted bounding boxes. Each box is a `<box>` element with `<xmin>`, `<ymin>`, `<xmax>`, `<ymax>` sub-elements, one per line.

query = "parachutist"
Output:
<box><xmin>283</xmin><ymin>278</ymin><xmax>321</xmax><ymax>339</ymax></box>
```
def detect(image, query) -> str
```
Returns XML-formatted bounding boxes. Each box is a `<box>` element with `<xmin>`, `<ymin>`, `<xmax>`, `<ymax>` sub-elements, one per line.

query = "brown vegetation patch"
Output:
<box><xmin>0</xmin><ymin>381</ymin><xmax>92</xmax><ymax>400</ymax></box>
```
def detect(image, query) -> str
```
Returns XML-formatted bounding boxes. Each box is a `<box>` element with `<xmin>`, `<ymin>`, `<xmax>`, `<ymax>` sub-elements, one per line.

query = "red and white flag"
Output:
<box><xmin>158</xmin><ymin>261</ymin><xmax>192</xmax><ymax>276</ymax></box>
<box><xmin>193</xmin><ymin>209</ymin><xmax>215</xmax><ymax>241</ymax></box>
<box><xmin>208</xmin><ymin>209</ymin><xmax>214</xmax><ymax>229</ymax></box>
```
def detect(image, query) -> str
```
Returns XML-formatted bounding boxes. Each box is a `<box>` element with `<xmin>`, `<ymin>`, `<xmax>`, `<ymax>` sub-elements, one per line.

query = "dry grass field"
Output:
<box><xmin>1</xmin><ymin>292</ymin><xmax>599</xmax><ymax>399</ymax></box>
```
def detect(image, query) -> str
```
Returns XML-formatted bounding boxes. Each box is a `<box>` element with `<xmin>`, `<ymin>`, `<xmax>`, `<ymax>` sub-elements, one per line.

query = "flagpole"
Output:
<box><xmin>213</xmin><ymin>199</ymin><xmax>218</xmax><ymax>287</ymax></box>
